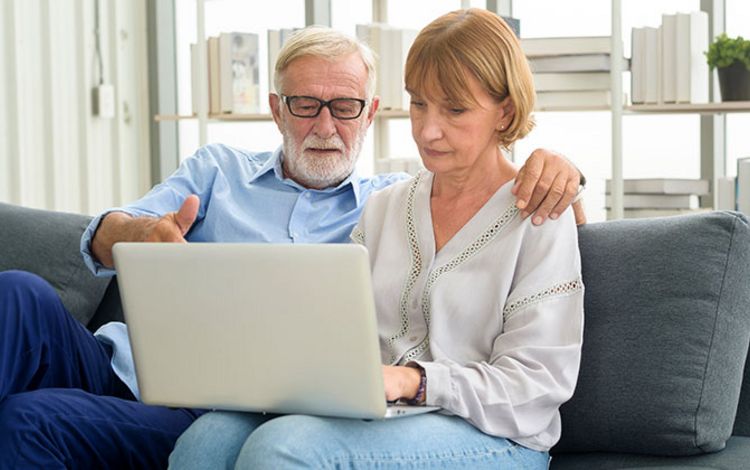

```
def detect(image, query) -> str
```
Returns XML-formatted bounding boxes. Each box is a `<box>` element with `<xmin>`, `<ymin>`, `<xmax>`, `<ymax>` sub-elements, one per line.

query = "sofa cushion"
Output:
<box><xmin>554</xmin><ymin>211</ymin><xmax>750</xmax><ymax>456</ymax></box>
<box><xmin>0</xmin><ymin>203</ymin><xmax>111</xmax><ymax>326</ymax></box>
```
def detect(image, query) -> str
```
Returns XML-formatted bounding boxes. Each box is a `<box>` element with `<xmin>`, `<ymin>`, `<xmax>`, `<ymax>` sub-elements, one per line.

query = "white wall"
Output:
<box><xmin>0</xmin><ymin>0</ymin><xmax>151</xmax><ymax>215</ymax></box>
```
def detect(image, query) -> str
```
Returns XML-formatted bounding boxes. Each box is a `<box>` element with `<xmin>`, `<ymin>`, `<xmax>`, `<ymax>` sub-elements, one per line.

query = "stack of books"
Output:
<box><xmin>267</xmin><ymin>28</ymin><xmax>301</xmax><ymax>94</ymax></box>
<box><xmin>191</xmin><ymin>32</ymin><xmax>260</xmax><ymax>115</ymax></box>
<box><xmin>631</xmin><ymin>11</ymin><xmax>709</xmax><ymax>105</ymax></box>
<box><xmin>605</xmin><ymin>178</ymin><xmax>709</xmax><ymax>218</ymax></box>
<box><xmin>356</xmin><ymin>24</ymin><xmax>417</xmax><ymax>111</ymax></box>
<box><xmin>521</xmin><ymin>36</ymin><xmax>628</xmax><ymax>109</ymax></box>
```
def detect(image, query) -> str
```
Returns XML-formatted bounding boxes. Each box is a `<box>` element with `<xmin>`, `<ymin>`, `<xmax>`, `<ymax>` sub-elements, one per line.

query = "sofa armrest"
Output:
<box><xmin>0</xmin><ymin>202</ymin><xmax>112</xmax><ymax>326</ymax></box>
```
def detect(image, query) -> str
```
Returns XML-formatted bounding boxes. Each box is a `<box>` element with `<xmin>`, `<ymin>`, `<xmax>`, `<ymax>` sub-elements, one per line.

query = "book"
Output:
<box><xmin>218</xmin><ymin>32</ymin><xmax>260</xmax><ymax>114</ymax></box>
<box><xmin>717</xmin><ymin>177</ymin><xmax>736</xmax><ymax>210</ymax></box>
<box><xmin>533</xmin><ymin>72</ymin><xmax>610</xmax><ymax>92</ymax></box>
<box><xmin>630</xmin><ymin>27</ymin><xmax>646</xmax><ymax>104</ymax></box>
<box><xmin>644</xmin><ymin>27</ymin><xmax>661</xmax><ymax>104</ymax></box>
<box><xmin>606</xmin><ymin>208</ymin><xmax>710</xmax><ymax>219</ymax></box>
<box><xmin>605</xmin><ymin>178</ymin><xmax>709</xmax><ymax>195</ymax></box>
<box><xmin>379</xmin><ymin>28</ymin><xmax>418</xmax><ymax>109</ymax></box>
<box><xmin>356</xmin><ymin>24</ymin><xmax>416</xmax><ymax>110</ymax></box>
<box><xmin>605</xmin><ymin>193</ymin><xmax>699</xmax><ymax>209</ymax></box>
<box><xmin>661</xmin><ymin>14</ymin><xmax>677</xmax><ymax>103</ymax></box>
<box><xmin>267</xmin><ymin>30</ymin><xmax>281</xmax><ymax>93</ymax></box>
<box><xmin>191</xmin><ymin>43</ymin><xmax>199</xmax><ymax>115</ymax></box>
<box><xmin>528</xmin><ymin>54</ymin><xmax>629</xmax><ymax>73</ymax></box>
<box><xmin>521</xmin><ymin>36</ymin><xmax>613</xmax><ymax>57</ymax></box>
<box><xmin>356</xmin><ymin>23</ymin><xmax>385</xmax><ymax>102</ymax></box>
<box><xmin>675</xmin><ymin>11</ymin><xmax>709</xmax><ymax>104</ymax></box>
<box><xmin>535</xmin><ymin>90</ymin><xmax>620</xmax><ymax>109</ymax></box>
<box><xmin>208</xmin><ymin>37</ymin><xmax>220</xmax><ymax>114</ymax></box>
<box><xmin>737</xmin><ymin>158</ymin><xmax>750</xmax><ymax>215</ymax></box>
<box><xmin>267</xmin><ymin>28</ymin><xmax>299</xmax><ymax>93</ymax></box>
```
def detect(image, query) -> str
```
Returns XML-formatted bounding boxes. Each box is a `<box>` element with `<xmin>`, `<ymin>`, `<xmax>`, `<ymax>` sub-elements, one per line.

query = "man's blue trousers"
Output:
<box><xmin>0</xmin><ymin>270</ymin><xmax>203</xmax><ymax>469</ymax></box>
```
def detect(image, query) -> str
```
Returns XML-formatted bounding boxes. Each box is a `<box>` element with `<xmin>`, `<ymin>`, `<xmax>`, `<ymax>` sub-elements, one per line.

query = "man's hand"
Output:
<box><xmin>382</xmin><ymin>365</ymin><xmax>421</xmax><ymax>403</ymax></box>
<box><xmin>91</xmin><ymin>195</ymin><xmax>200</xmax><ymax>268</ymax></box>
<box><xmin>143</xmin><ymin>195</ymin><xmax>200</xmax><ymax>242</ymax></box>
<box><xmin>512</xmin><ymin>149</ymin><xmax>587</xmax><ymax>226</ymax></box>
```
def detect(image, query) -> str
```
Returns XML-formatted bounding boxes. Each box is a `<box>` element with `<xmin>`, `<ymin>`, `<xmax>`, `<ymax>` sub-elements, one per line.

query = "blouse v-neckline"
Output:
<box><xmin>412</xmin><ymin>171</ymin><xmax>516</xmax><ymax>266</ymax></box>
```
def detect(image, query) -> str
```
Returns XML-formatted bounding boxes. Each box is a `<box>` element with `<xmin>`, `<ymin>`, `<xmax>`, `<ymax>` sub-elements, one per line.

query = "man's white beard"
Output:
<box><xmin>282</xmin><ymin>125</ymin><xmax>366</xmax><ymax>189</ymax></box>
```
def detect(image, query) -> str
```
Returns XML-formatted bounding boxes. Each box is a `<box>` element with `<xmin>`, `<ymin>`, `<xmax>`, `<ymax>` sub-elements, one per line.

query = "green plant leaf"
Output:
<box><xmin>705</xmin><ymin>33</ymin><xmax>750</xmax><ymax>71</ymax></box>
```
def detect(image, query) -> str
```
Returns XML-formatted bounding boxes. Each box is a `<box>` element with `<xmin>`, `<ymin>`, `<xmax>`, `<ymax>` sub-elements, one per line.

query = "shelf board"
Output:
<box><xmin>625</xmin><ymin>101</ymin><xmax>750</xmax><ymax>114</ymax></box>
<box><xmin>156</xmin><ymin>100</ymin><xmax>750</xmax><ymax>123</ymax></box>
<box><xmin>154</xmin><ymin>113</ymin><xmax>274</xmax><ymax>122</ymax></box>
<box><xmin>534</xmin><ymin>105</ymin><xmax>613</xmax><ymax>112</ymax></box>
<box><xmin>377</xmin><ymin>109</ymin><xmax>409</xmax><ymax>118</ymax></box>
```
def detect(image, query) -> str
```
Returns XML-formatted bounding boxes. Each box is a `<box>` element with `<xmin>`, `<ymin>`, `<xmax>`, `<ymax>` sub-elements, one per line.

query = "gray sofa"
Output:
<box><xmin>2</xmin><ymin>201</ymin><xmax>750</xmax><ymax>469</ymax></box>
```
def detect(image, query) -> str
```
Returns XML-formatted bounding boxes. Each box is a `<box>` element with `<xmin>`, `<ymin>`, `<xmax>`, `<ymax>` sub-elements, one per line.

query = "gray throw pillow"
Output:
<box><xmin>0</xmin><ymin>202</ymin><xmax>111</xmax><ymax>326</ymax></box>
<box><xmin>554</xmin><ymin>211</ymin><xmax>750</xmax><ymax>456</ymax></box>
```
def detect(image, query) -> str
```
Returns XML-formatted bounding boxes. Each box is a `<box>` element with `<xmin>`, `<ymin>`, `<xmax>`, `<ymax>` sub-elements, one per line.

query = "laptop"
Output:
<box><xmin>112</xmin><ymin>242</ymin><xmax>440</xmax><ymax>419</ymax></box>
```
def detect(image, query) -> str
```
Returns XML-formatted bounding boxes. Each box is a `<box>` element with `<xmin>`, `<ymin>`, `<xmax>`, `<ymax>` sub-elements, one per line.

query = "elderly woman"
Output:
<box><xmin>170</xmin><ymin>8</ymin><xmax>583</xmax><ymax>469</ymax></box>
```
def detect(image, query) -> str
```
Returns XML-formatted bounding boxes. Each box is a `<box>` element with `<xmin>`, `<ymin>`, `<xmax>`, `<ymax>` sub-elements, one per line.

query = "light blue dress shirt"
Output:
<box><xmin>80</xmin><ymin>143</ymin><xmax>408</xmax><ymax>399</ymax></box>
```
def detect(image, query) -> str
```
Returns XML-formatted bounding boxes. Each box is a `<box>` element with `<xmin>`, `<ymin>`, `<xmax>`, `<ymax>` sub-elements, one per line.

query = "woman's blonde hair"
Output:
<box><xmin>405</xmin><ymin>9</ymin><xmax>535</xmax><ymax>149</ymax></box>
<box><xmin>274</xmin><ymin>26</ymin><xmax>377</xmax><ymax>100</ymax></box>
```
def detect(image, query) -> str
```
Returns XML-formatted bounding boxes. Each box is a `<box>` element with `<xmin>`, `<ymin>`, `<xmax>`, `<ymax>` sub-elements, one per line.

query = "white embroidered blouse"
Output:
<box><xmin>351</xmin><ymin>171</ymin><xmax>584</xmax><ymax>452</ymax></box>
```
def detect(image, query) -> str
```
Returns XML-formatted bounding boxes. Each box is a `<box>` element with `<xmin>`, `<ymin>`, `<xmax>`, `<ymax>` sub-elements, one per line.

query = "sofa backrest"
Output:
<box><xmin>4</xmin><ymin>202</ymin><xmax>750</xmax><ymax>443</ymax></box>
<box><xmin>555</xmin><ymin>211</ymin><xmax>750</xmax><ymax>456</ymax></box>
<box><xmin>0</xmin><ymin>202</ymin><xmax>112</xmax><ymax>327</ymax></box>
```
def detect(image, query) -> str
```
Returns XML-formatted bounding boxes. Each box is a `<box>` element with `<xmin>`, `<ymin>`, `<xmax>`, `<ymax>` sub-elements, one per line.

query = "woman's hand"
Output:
<box><xmin>382</xmin><ymin>365</ymin><xmax>422</xmax><ymax>402</ymax></box>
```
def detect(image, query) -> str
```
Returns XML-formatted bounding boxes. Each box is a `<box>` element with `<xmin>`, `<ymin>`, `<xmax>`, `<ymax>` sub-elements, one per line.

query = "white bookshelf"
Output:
<box><xmin>161</xmin><ymin>0</ymin><xmax>741</xmax><ymax>219</ymax></box>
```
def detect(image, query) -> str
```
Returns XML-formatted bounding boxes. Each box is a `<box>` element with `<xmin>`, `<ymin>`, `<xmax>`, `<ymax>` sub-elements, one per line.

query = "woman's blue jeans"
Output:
<box><xmin>169</xmin><ymin>411</ymin><xmax>549</xmax><ymax>469</ymax></box>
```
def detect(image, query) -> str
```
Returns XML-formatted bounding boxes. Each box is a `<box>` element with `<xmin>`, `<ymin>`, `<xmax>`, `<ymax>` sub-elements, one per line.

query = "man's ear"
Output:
<box><xmin>365</xmin><ymin>96</ymin><xmax>380</xmax><ymax>127</ymax></box>
<box><xmin>269</xmin><ymin>93</ymin><xmax>283</xmax><ymax>130</ymax></box>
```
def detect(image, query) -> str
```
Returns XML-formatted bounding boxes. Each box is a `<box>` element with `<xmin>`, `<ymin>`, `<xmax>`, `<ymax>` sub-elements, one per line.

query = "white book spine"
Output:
<box><xmin>536</xmin><ymin>90</ymin><xmax>614</xmax><ymax>109</ymax></box>
<box><xmin>738</xmin><ymin>159</ymin><xmax>750</xmax><ymax>215</ymax></box>
<box><xmin>661</xmin><ymin>14</ymin><xmax>677</xmax><ymax>103</ymax></box>
<box><xmin>675</xmin><ymin>11</ymin><xmax>709</xmax><ymax>104</ymax></box>
<box><xmin>398</xmin><ymin>29</ymin><xmax>418</xmax><ymax>110</ymax></box>
<box><xmin>191</xmin><ymin>43</ymin><xmax>199</xmax><ymax>115</ymax></box>
<box><xmin>630</xmin><ymin>28</ymin><xmax>646</xmax><ymax>104</ymax></box>
<box><xmin>644</xmin><ymin>27</ymin><xmax>660</xmax><ymax>104</ymax></box>
<box><xmin>208</xmin><ymin>37</ymin><xmax>220</xmax><ymax>114</ymax></box>
<box><xmin>717</xmin><ymin>177</ymin><xmax>737</xmax><ymax>211</ymax></box>
<box><xmin>521</xmin><ymin>36</ymin><xmax>612</xmax><ymax>57</ymax></box>
<box><xmin>267</xmin><ymin>30</ymin><xmax>281</xmax><ymax>94</ymax></box>
<box><xmin>219</xmin><ymin>33</ymin><xmax>233</xmax><ymax>113</ymax></box>
<box><xmin>535</xmin><ymin>72</ymin><xmax>611</xmax><ymax>92</ymax></box>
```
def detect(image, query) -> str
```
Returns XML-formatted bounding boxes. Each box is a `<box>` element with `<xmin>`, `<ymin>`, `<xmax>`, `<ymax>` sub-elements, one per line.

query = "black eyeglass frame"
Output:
<box><xmin>280</xmin><ymin>94</ymin><xmax>367</xmax><ymax>120</ymax></box>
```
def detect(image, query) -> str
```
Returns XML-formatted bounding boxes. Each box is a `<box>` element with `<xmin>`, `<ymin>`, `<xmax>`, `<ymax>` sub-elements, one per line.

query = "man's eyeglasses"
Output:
<box><xmin>281</xmin><ymin>95</ymin><xmax>367</xmax><ymax>120</ymax></box>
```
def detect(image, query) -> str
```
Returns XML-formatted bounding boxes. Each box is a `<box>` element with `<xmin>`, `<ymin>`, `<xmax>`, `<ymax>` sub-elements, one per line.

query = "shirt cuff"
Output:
<box><xmin>80</xmin><ymin>208</ymin><xmax>139</xmax><ymax>277</ymax></box>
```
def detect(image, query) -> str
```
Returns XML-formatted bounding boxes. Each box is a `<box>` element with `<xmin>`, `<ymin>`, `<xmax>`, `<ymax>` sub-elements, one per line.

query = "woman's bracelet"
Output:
<box><xmin>405</xmin><ymin>363</ymin><xmax>427</xmax><ymax>405</ymax></box>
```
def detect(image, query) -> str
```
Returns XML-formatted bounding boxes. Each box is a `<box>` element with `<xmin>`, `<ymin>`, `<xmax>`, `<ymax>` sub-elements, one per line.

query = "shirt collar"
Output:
<box><xmin>250</xmin><ymin>146</ymin><xmax>364</xmax><ymax>206</ymax></box>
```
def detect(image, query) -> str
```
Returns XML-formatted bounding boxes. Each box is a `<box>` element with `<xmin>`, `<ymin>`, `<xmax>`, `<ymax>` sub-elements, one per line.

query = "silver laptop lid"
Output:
<box><xmin>113</xmin><ymin>242</ymin><xmax>388</xmax><ymax>419</ymax></box>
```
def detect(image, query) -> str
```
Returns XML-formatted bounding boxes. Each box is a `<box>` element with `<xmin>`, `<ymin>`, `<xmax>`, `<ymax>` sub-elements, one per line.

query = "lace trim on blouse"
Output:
<box><xmin>503</xmin><ymin>278</ymin><xmax>583</xmax><ymax>321</ymax></box>
<box><xmin>387</xmin><ymin>173</ymin><xmax>520</xmax><ymax>364</ymax></box>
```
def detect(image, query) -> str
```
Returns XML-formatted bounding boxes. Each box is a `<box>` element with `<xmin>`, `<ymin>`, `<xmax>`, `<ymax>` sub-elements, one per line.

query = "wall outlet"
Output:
<box><xmin>92</xmin><ymin>84</ymin><xmax>115</xmax><ymax>118</ymax></box>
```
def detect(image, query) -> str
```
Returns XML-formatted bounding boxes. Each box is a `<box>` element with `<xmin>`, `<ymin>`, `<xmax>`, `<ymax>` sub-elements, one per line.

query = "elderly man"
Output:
<box><xmin>0</xmin><ymin>27</ymin><xmax>584</xmax><ymax>468</ymax></box>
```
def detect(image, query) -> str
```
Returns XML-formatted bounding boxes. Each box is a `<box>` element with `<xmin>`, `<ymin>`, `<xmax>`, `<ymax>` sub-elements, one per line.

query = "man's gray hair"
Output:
<box><xmin>273</xmin><ymin>26</ymin><xmax>377</xmax><ymax>100</ymax></box>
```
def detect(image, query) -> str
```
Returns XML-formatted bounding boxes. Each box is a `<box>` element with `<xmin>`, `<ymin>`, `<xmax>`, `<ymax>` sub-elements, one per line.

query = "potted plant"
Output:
<box><xmin>705</xmin><ymin>33</ymin><xmax>750</xmax><ymax>101</ymax></box>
